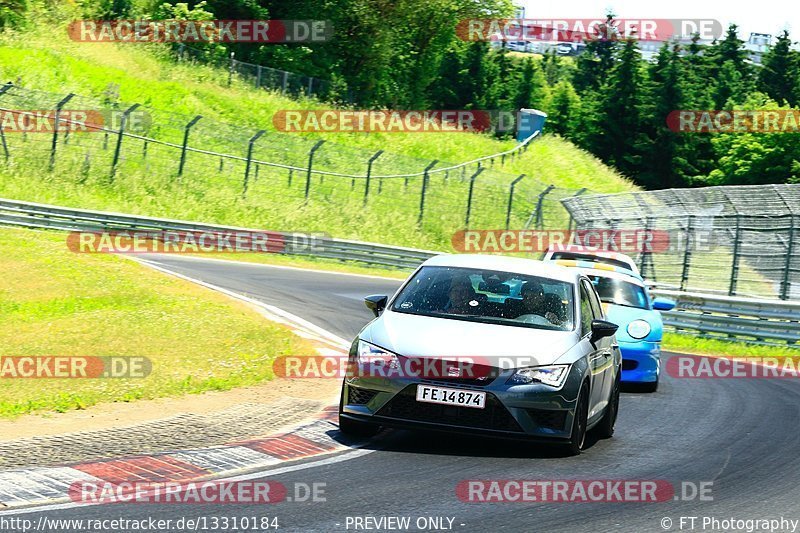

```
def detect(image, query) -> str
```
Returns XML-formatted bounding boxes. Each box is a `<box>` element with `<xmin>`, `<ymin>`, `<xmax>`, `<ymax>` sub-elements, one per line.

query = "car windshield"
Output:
<box><xmin>588</xmin><ymin>275</ymin><xmax>649</xmax><ymax>310</ymax></box>
<box><xmin>390</xmin><ymin>266</ymin><xmax>575</xmax><ymax>331</ymax></box>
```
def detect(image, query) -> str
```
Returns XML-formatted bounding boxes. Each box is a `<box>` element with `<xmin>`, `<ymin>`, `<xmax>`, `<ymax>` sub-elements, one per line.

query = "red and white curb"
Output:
<box><xmin>0</xmin><ymin>258</ymin><xmax>358</xmax><ymax>511</ymax></box>
<box><xmin>0</xmin><ymin>406</ymin><xmax>352</xmax><ymax>509</ymax></box>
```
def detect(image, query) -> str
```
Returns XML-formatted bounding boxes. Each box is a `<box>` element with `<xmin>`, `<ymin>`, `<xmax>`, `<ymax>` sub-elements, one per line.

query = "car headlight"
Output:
<box><xmin>356</xmin><ymin>340</ymin><xmax>399</xmax><ymax>369</ymax></box>
<box><xmin>627</xmin><ymin>320</ymin><xmax>651</xmax><ymax>339</ymax></box>
<box><xmin>507</xmin><ymin>365</ymin><xmax>570</xmax><ymax>387</ymax></box>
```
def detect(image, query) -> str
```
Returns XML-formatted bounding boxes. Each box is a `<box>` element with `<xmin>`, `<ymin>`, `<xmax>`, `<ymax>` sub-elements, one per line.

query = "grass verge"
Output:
<box><xmin>0</xmin><ymin>226</ymin><xmax>313</xmax><ymax>418</ymax></box>
<box><xmin>663</xmin><ymin>333</ymin><xmax>798</xmax><ymax>359</ymax></box>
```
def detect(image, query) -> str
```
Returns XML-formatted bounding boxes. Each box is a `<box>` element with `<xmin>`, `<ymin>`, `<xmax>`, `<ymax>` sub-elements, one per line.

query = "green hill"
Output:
<box><xmin>0</xmin><ymin>26</ymin><xmax>635</xmax><ymax>250</ymax></box>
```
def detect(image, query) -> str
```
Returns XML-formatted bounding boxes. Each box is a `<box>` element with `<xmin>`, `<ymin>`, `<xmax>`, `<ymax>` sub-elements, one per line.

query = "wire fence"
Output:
<box><xmin>173</xmin><ymin>44</ymin><xmax>342</xmax><ymax>102</ymax></box>
<box><xmin>562</xmin><ymin>185</ymin><xmax>800</xmax><ymax>300</ymax></box>
<box><xmin>0</xmin><ymin>84</ymin><xmax>581</xmax><ymax>249</ymax></box>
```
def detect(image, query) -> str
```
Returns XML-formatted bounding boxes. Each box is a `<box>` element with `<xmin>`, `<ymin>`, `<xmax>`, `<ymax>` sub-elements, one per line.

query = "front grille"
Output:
<box><xmin>527</xmin><ymin>409</ymin><xmax>567</xmax><ymax>431</ymax></box>
<box><xmin>622</xmin><ymin>359</ymin><xmax>638</xmax><ymax>371</ymax></box>
<box><xmin>376</xmin><ymin>385</ymin><xmax>523</xmax><ymax>433</ymax></box>
<box><xmin>348</xmin><ymin>387</ymin><xmax>379</xmax><ymax>405</ymax></box>
<box><xmin>405</xmin><ymin>358</ymin><xmax>499</xmax><ymax>387</ymax></box>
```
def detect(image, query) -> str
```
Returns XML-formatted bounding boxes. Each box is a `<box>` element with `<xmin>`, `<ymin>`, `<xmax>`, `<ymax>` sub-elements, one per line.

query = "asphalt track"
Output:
<box><xmin>14</xmin><ymin>256</ymin><xmax>800</xmax><ymax>532</ymax></box>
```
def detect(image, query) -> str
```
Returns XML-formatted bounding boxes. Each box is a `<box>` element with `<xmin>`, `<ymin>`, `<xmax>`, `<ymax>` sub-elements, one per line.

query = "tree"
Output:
<box><xmin>758</xmin><ymin>30</ymin><xmax>799</xmax><ymax>107</ymax></box>
<box><xmin>544</xmin><ymin>80</ymin><xmax>581</xmax><ymax>137</ymax></box>
<box><xmin>572</xmin><ymin>14</ymin><xmax>619</xmax><ymax>92</ymax></box>
<box><xmin>592</xmin><ymin>38</ymin><xmax>645</xmax><ymax>178</ymax></box>
<box><xmin>513</xmin><ymin>57</ymin><xmax>548</xmax><ymax>110</ymax></box>
<box><xmin>638</xmin><ymin>44</ymin><xmax>690</xmax><ymax>188</ymax></box>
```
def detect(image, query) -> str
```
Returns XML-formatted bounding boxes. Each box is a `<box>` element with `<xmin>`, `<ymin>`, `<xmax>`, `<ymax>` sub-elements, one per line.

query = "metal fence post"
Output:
<box><xmin>680</xmin><ymin>215</ymin><xmax>694</xmax><ymax>291</ymax></box>
<box><xmin>0</xmin><ymin>83</ymin><xmax>12</xmax><ymax>162</ymax></box>
<box><xmin>505</xmin><ymin>174</ymin><xmax>526</xmax><ymax>229</ymax></box>
<box><xmin>242</xmin><ymin>129</ymin><xmax>266</xmax><ymax>198</ymax></box>
<box><xmin>109</xmin><ymin>103</ymin><xmax>140</xmax><ymax>182</ymax></box>
<box><xmin>418</xmin><ymin>160</ymin><xmax>438</xmax><ymax>224</ymax></box>
<box><xmin>640</xmin><ymin>216</ymin><xmax>652</xmax><ymax>279</ymax></box>
<box><xmin>49</xmin><ymin>93</ymin><xmax>75</xmax><ymax>171</ymax></box>
<box><xmin>363</xmin><ymin>150</ymin><xmax>383</xmax><ymax>205</ymax></box>
<box><xmin>256</xmin><ymin>65</ymin><xmax>262</xmax><ymax>89</ymax></box>
<box><xmin>465</xmin><ymin>167</ymin><xmax>485</xmax><ymax>228</ymax></box>
<box><xmin>729</xmin><ymin>215</ymin><xmax>742</xmax><ymax>296</ymax></box>
<box><xmin>228</xmin><ymin>52</ymin><xmax>235</xmax><ymax>86</ymax></box>
<box><xmin>177</xmin><ymin>115</ymin><xmax>202</xmax><ymax>177</ymax></box>
<box><xmin>566</xmin><ymin>188</ymin><xmax>588</xmax><ymax>232</ymax></box>
<box><xmin>526</xmin><ymin>185</ymin><xmax>555</xmax><ymax>229</ymax></box>
<box><xmin>781</xmin><ymin>215</ymin><xmax>796</xmax><ymax>300</ymax></box>
<box><xmin>305</xmin><ymin>140</ymin><xmax>325</xmax><ymax>200</ymax></box>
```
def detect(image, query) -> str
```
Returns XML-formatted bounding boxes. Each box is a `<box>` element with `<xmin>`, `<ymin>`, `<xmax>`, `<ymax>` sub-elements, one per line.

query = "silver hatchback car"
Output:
<box><xmin>339</xmin><ymin>254</ymin><xmax>622</xmax><ymax>455</ymax></box>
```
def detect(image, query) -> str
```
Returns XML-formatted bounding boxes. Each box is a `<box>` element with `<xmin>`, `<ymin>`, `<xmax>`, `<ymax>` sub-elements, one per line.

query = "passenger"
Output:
<box><xmin>542</xmin><ymin>293</ymin><xmax>566</xmax><ymax>326</ymax></box>
<box><xmin>443</xmin><ymin>276</ymin><xmax>476</xmax><ymax>315</ymax></box>
<box><xmin>520</xmin><ymin>281</ymin><xmax>546</xmax><ymax>315</ymax></box>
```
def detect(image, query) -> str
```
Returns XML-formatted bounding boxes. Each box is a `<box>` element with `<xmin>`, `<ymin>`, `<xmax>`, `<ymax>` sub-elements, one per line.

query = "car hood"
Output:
<box><xmin>603</xmin><ymin>304</ymin><xmax>664</xmax><ymax>342</ymax></box>
<box><xmin>361</xmin><ymin>310</ymin><xmax>578</xmax><ymax>369</ymax></box>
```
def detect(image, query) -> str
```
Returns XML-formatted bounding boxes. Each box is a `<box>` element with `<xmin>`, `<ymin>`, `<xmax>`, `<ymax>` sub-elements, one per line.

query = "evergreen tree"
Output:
<box><xmin>592</xmin><ymin>38</ymin><xmax>644</xmax><ymax>178</ymax></box>
<box><xmin>758</xmin><ymin>30</ymin><xmax>799</xmax><ymax>107</ymax></box>
<box><xmin>638</xmin><ymin>44</ymin><xmax>690</xmax><ymax>188</ymax></box>
<box><xmin>545</xmin><ymin>80</ymin><xmax>581</xmax><ymax>137</ymax></box>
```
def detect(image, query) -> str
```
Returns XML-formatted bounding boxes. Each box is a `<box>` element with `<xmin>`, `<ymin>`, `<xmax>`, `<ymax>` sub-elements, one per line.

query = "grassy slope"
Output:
<box><xmin>0</xmin><ymin>29</ymin><xmax>632</xmax><ymax>191</ymax></box>
<box><xmin>0</xmin><ymin>27</ymin><xmax>635</xmax><ymax>251</ymax></box>
<box><xmin>0</xmin><ymin>226</ymin><xmax>312</xmax><ymax>418</ymax></box>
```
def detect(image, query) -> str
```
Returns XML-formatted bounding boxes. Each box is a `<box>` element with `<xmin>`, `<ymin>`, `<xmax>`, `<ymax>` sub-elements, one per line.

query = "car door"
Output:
<box><xmin>583</xmin><ymin>278</ymin><xmax>615</xmax><ymax>412</ymax></box>
<box><xmin>579</xmin><ymin>281</ymin><xmax>606</xmax><ymax>420</ymax></box>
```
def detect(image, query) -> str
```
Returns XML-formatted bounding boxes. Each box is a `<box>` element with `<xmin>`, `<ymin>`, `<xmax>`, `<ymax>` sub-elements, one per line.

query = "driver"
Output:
<box><xmin>519</xmin><ymin>281</ymin><xmax>561</xmax><ymax>325</ymax></box>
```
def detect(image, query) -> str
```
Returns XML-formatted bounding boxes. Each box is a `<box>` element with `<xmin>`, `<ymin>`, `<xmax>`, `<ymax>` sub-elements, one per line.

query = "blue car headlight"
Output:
<box><xmin>627</xmin><ymin>320</ymin><xmax>652</xmax><ymax>339</ymax></box>
<box><xmin>507</xmin><ymin>364</ymin><xmax>570</xmax><ymax>387</ymax></box>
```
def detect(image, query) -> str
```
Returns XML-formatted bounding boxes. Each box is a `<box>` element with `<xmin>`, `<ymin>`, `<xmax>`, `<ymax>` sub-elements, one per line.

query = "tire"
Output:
<box><xmin>562</xmin><ymin>382</ymin><xmax>589</xmax><ymax>456</ymax></box>
<box><xmin>593</xmin><ymin>374</ymin><xmax>620</xmax><ymax>439</ymax></box>
<box><xmin>338</xmin><ymin>384</ymin><xmax>381</xmax><ymax>438</ymax></box>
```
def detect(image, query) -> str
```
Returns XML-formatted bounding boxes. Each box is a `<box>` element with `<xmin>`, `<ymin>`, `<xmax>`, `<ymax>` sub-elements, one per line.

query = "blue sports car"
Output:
<box><xmin>548</xmin><ymin>260</ymin><xmax>675</xmax><ymax>392</ymax></box>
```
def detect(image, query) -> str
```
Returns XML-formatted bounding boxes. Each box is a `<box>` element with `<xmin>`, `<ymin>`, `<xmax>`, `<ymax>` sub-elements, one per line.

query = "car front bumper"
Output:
<box><xmin>619</xmin><ymin>340</ymin><xmax>660</xmax><ymax>383</ymax></box>
<box><xmin>340</xmin><ymin>368</ymin><xmax>585</xmax><ymax>441</ymax></box>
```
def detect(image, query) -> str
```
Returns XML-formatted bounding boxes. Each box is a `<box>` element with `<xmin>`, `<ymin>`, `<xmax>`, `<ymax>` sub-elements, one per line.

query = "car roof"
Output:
<box><xmin>421</xmin><ymin>254</ymin><xmax>581</xmax><ymax>284</ymax></box>
<box><xmin>545</xmin><ymin>245</ymin><xmax>638</xmax><ymax>265</ymax></box>
<box><xmin>567</xmin><ymin>265</ymin><xmax>646</xmax><ymax>287</ymax></box>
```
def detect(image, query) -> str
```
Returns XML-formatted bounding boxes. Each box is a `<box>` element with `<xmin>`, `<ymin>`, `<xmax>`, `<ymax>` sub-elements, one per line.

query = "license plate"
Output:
<box><xmin>416</xmin><ymin>385</ymin><xmax>486</xmax><ymax>409</ymax></box>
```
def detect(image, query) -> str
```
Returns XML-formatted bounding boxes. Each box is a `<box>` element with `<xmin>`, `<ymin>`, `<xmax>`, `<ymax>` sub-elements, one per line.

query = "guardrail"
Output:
<box><xmin>0</xmin><ymin>198</ymin><xmax>438</xmax><ymax>270</ymax></box>
<box><xmin>1</xmin><ymin>198</ymin><xmax>797</xmax><ymax>346</ymax></box>
<box><xmin>651</xmin><ymin>289</ymin><xmax>800</xmax><ymax>347</ymax></box>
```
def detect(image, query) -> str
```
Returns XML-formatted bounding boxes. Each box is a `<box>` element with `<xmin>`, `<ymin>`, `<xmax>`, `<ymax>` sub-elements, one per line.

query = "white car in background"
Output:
<box><xmin>543</xmin><ymin>245</ymin><xmax>641</xmax><ymax>277</ymax></box>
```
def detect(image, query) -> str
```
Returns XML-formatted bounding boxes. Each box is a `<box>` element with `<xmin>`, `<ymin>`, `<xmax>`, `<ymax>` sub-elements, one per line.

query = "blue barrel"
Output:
<box><xmin>516</xmin><ymin>109</ymin><xmax>548</xmax><ymax>141</ymax></box>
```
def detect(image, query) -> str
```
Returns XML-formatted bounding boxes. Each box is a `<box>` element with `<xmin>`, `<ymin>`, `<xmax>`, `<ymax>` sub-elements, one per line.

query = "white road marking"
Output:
<box><xmin>137</xmin><ymin>253</ymin><xmax>406</xmax><ymax>281</ymax></box>
<box><xmin>0</xmin><ymin>448</ymin><xmax>377</xmax><ymax>515</ymax></box>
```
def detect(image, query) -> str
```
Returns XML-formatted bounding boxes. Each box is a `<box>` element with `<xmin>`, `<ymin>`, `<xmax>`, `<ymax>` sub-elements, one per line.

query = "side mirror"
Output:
<box><xmin>652</xmin><ymin>297</ymin><xmax>676</xmax><ymax>311</ymax></box>
<box><xmin>364</xmin><ymin>295</ymin><xmax>388</xmax><ymax>317</ymax></box>
<box><xmin>590</xmin><ymin>319</ymin><xmax>618</xmax><ymax>345</ymax></box>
